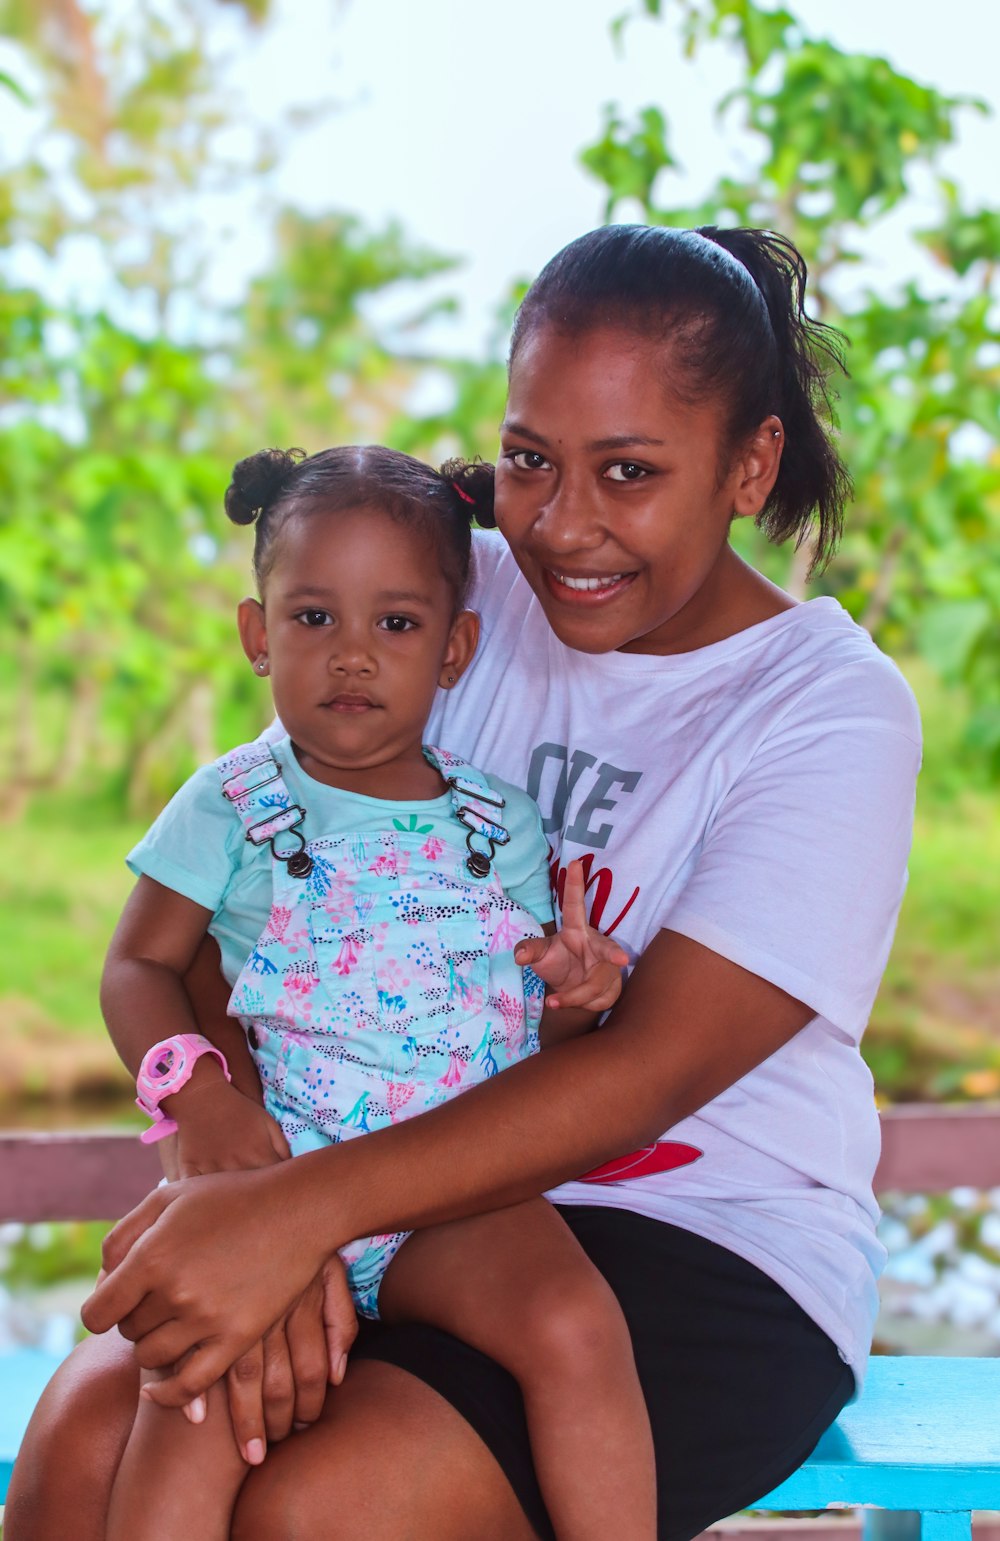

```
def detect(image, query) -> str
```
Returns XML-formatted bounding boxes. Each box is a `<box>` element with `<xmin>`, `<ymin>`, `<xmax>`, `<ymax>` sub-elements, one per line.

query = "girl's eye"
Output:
<box><xmin>378</xmin><ymin>616</ymin><xmax>417</xmax><ymax>633</ymax></box>
<box><xmin>604</xmin><ymin>462</ymin><xmax>648</xmax><ymax>482</ymax></box>
<box><xmin>297</xmin><ymin>609</ymin><xmax>333</xmax><ymax>627</ymax></box>
<box><xmin>507</xmin><ymin>450</ymin><xmax>551</xmax><ymax>472</ymax></box>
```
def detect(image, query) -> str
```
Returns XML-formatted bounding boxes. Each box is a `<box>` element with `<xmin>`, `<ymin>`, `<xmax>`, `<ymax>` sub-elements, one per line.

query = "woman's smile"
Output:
<box><xmin>543</xmin><ymin>568</ymin><xmax>636</xmax><ymax>602</ymax></box>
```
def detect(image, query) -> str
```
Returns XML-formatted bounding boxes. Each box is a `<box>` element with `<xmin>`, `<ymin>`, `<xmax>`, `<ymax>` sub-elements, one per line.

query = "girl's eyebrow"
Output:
<box><xmin>501</xmin><ymin>419</ymin><xmax>666</xmax><ymax>452</ymax></box>
<box><xmin>281</xmin><ymin>586</ymin><xmax>435</xmax><ymax>605</ymax></box>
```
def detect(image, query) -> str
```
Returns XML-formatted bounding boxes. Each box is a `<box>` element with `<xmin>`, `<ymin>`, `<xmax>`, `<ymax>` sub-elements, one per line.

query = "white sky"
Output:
<box><xmin>1</xmin><ymin>0</ymin><xmax>997</xmax><ymax>356</ymax></box>
<box><xmin>225</xmin><ymin>0</ymin><xmax>1000</xmax><ymax>354</ymax></box>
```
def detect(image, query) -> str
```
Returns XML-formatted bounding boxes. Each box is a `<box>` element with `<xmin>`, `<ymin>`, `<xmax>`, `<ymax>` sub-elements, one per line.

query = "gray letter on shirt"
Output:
<box><xmin>564</xmin><ymin>761</ymin><xmax>643</xmax><ymax>849</ymax></box>
<box><xmin>526</xmin><ymin>743</ymin><xmax>598</xmax><ymax>836</ymax></box>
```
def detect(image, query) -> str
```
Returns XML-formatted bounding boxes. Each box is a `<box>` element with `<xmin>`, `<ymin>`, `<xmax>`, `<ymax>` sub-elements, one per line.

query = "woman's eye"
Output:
<box><xmin>508</xmin><ymin>450</ymin><xmax>551</xmax><ymax>472</ymax></box>
<box><xmin>604</xmin><ymin>462</ymin><xmax>648</xmax><ymax>482</ymax></box>
<box><xmin>378</xmin><ymin>616</ymin><xmax>416</xmax><ymax>633</ymax></box>
<box><xmin>297</xmin><ymin>609</ymin><xmax>332</xmax><ymax>627</ymax></box>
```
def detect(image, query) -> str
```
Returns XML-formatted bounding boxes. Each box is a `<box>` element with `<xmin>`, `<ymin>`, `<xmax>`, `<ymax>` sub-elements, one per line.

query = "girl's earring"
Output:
<box><xmin>255</xmin><ymin>657</ymin><xmax>269</xmax><ymax>675</ymax></box>
<box><xmin>447</xmin><ymin>674</ymin><xmax>456</xmax><ymax>684</ymax></box>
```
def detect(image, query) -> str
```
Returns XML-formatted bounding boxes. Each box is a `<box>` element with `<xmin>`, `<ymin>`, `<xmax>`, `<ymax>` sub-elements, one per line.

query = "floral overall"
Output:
<box><xmin>216</xmin><ymin>741</ymin><xmax>546</xmax><ymax>1316</ymax></box>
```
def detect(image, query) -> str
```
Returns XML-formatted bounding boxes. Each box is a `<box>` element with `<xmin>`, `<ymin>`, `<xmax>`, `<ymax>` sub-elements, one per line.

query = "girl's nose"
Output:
<box><xmin>329</xmin><ymin>632</ymin><xmax>376</xmax><ymax>676</ymax></box>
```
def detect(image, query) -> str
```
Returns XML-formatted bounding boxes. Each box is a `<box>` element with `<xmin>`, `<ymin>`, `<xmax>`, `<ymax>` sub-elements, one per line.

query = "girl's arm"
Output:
<box><xmin>83</xmin><ymin>926</ymin><xmax>812</xmax><ymax>1404</ymax></box>
<box><xmin>102</xmin><ymin>876</ymin><xmax>285</xmax><ymax>1173</ymax></box>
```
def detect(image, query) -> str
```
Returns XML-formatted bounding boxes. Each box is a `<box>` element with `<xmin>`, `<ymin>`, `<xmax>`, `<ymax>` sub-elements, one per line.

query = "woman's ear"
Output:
<box><xmin>237</xmin><ymin>597</ymin><xmax>269</xmax><ymax>674</ymax></box>
<box><xmin>731</xmin><ymin>415</ymin><xmax>784</xmax><ymax>520</ymax></box>
<box><xmin>439</xmin><ymin>609</ymin><xmax>480</xmax><ymax>688</ymax></box>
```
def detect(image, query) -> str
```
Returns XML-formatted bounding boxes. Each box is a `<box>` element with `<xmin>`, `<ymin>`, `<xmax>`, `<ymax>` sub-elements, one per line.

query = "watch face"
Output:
<box><xmin>151</xmin><ymin>1047</ymin><xmax>178</xmax><ymax>1080</ymax></box>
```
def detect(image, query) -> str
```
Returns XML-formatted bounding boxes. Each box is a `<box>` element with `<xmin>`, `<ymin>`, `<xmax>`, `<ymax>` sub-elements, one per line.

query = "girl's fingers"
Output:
<box><xmin>560</xmin><ymin>858</ymin><xmax>587</xmax><ymax>930</ymax></box>
<box><xmin>285</xmin><ymin>1292</ymin><xmax>332</xmax><ymax>1426</ymax></box>
<box><xmin>260</xmin><ymin>1325</ymin><xmax>296</xmax><ymax>1444</ymax></box>
<box><xmin>546</xmin><ymin>971</ymin><xmax>624</xmax><ymax>1012</ymax></box>
<box><xmin>320</xmin><ymin>1256</ymin><xmax>358</xmax><ymax>1385</ymax></box>
<box><xmin>226</xmin><ymin>1339</ymin><xmax>269</xmax><ymax>1463</ymax></box>
<box><xmin>130</xmin><ymin>1319</ymin><xmax>197</xmax><ymax>1372</ymax></box>
<box><xmin>513</xmin><ymin>936</ymin><xmax>550</xmax><ymax>967</ymax></box>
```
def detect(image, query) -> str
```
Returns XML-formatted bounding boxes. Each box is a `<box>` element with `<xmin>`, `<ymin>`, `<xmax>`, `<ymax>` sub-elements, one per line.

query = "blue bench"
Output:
<box><xmin>3</xmin><ymin>1111</ymin><xmax>1000</xmax><ymax>1527</ymax></box>
<box><xmin>752</xmin><ymin>1355</ymin><xmax>1000</xmax><ymax>1539</ymax></box>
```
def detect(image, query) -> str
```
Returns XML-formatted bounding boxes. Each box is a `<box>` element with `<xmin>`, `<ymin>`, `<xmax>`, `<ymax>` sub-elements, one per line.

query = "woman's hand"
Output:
<box><xmin>514</xmin><ymin>858</ymin><xmax>628</xmax><ymax>1011</ymax></box>
<box><xmin>81</xmin><ymin>1163</ymin><xmax>337</xmax><ymax>1404</ymax></box>
<box><xmin>177</xmin><ymin>1257</ymin><xmax>357</xmax><ymax>1462</ymax></box>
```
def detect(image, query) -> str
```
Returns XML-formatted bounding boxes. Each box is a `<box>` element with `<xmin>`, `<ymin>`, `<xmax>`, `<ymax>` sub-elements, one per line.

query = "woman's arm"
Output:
<box><xmin>82</xmin><ymin>927</ymin><xmax>811</xmax><ymax>1404</ymax></box>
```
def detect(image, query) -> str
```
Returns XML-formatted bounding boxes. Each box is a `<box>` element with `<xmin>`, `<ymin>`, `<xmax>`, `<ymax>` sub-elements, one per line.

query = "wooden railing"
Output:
<box><xmin>3</xmin><ymin>1101</ymin><xmax>1000</xmax><ymax>1223</ymax></box>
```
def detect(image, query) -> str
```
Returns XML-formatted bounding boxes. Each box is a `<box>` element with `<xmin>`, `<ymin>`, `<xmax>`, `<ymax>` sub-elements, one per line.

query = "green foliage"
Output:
<box><xmin>584</xmin><ymin>0</ymin><xmax>1000</xmax><ymax>773</ymax></box>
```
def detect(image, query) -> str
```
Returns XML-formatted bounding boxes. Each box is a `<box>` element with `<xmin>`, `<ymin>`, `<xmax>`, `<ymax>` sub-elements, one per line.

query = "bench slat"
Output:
<box><xmin>754</xmin><ymin>1359</ymin><xmax>1000</xmax><ymax>1512</ymax></box>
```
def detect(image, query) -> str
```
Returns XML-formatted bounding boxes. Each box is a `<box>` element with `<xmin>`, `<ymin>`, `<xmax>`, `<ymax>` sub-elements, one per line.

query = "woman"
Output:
<box><xmin>7</xmin><ymin>224</ymin><xmax>920</xmax><ymax>1541</ymax></box>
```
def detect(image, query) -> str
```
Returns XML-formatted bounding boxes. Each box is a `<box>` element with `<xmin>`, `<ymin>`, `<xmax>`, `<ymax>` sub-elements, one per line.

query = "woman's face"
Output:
<box><xmin>495</xmin><ymin>324</ymin><xmax>781</xmax><ymax>655</ymax></box>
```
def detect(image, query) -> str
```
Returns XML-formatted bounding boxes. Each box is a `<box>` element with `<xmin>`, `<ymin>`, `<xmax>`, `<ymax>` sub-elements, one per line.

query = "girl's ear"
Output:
<box><xmin>238</xmin><ymin>597</ymin><xmax>268</xmax><ymax>672</ymax></box>
<box><xmin>439</xmin><ymin>609</ymin><xmax>480</xmax><ymax>688</ymax></box>
<box><xmin>731</xmin><ymin>415</ymin><xmax>784</xmax><ymax>520</ymax></box>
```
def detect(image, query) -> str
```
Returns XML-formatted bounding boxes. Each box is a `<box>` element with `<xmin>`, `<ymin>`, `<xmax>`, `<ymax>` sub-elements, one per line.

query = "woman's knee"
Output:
<box><xmin>232</xmin><ymin>1358</ymin><xmax>538</xmax><ymax>1541</ymax></box>
<box><xmin>4</xmin><ymin>1331</ymin><xmax>138</xmax><ymax>1541</ymax></box>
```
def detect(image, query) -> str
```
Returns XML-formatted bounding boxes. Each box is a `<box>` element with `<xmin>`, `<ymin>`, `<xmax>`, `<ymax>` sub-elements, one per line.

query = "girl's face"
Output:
<box><xmin>239</xmin><ymin>506</ymin><xmax>478</xmax><ymax>798</ymax></box>
<box><xmin>496</xmin><ymin>324</ymin><xmax>783</xmax><ymax>655</ymax></box>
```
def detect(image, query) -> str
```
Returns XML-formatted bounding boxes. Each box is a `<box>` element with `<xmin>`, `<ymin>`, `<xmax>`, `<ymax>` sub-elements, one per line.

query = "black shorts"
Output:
<box><xmin>353</xmin><ymin>1205</ymin><xmax>855</xmax><ymax>1541</ymax></box>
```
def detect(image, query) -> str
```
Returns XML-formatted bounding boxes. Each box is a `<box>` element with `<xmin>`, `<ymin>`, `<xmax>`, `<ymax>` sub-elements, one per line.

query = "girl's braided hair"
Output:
<box><xmin>224</xmin><ymin>444</ymin><xmax>497</xmax><ymax>605</ymax></box>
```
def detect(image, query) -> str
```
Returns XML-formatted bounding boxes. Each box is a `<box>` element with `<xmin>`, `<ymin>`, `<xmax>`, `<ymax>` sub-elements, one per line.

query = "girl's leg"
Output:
<box><xmin>107</xmin><ymin>1370</ymin><xmax>249</xmax><ymax>1541</ymax></box>
<box><xmin>3</xmin><ymin>1330</ymin><xmax>137</xmax><ymax>1541</ymax></box>
<box><xmin>377</xmin><ymin>1197</ymin><xmax>657</xmax><ymax>1541</ymax></box>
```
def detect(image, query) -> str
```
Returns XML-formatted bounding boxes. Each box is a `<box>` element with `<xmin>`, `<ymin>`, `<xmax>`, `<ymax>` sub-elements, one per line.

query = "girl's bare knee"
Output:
<box><xmin>518</xmin><ymin>1263</ymin><xmax>632</xmax><ymax>1377</ymax></box>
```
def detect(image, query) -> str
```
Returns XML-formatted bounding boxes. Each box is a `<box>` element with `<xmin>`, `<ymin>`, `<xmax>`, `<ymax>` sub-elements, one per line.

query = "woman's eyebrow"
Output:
<box><xmin>501</xmin><ymin>420</ymin><xmax>666</xmax><ymax>452</ymax></box>
<box><xmin>587</xmin><ymin>433</ymin><xmax>666</xmax><ymax>451</ymax></box>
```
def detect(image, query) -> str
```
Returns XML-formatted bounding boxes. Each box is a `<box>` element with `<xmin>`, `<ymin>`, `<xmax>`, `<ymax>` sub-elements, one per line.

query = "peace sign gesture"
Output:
<box><xmin>514</xmin><ymin>858</ymin><xmax>629</xmax><ymax>1013</ymax></box>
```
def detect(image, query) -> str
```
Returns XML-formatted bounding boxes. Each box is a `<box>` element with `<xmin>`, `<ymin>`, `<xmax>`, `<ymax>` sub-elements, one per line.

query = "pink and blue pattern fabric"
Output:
<box><xmin>216</xmin><ymin>742</ymin><xmax>546</xmax><ymax>1316</ymax></box>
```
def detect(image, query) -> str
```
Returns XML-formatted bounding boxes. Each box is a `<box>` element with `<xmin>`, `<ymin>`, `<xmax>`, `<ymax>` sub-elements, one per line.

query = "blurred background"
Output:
<box><xmin>0</xmin><ymin>0</ymin><xmax>998</xmax><ymax>1351</ymax></box>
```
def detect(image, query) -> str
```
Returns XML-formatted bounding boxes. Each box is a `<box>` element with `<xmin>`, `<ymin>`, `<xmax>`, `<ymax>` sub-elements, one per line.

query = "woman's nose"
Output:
<box><xmin>534</xmin><ymin>476</ymin><xmax>605</xmax><ymax>552</ymax></box>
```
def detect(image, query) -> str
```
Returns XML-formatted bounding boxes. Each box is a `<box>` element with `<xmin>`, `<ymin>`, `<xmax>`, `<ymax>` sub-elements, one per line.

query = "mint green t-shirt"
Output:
<box><xmin>127</xmin><ymin>735</ymin><xmax>555</xmax><ymax>987</ymax></box>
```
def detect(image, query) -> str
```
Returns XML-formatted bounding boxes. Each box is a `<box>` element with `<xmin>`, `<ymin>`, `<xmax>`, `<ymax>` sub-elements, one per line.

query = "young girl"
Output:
<box><xmin>98</xmin><ymin>445</ymin><xmax>654</xmax><ymax>1541</ymax></box>
<box><xmin>12</xmin><ymin>224</ymin><xmax>921</xmax><ymax>1541</ymax></box>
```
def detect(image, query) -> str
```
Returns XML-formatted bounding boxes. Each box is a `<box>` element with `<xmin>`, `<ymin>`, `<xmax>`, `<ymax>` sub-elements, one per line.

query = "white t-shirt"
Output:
<box><xmin>426</xmin><ymin>532</ymin><xmax>922</xmax><ymax>1383</ymax></box>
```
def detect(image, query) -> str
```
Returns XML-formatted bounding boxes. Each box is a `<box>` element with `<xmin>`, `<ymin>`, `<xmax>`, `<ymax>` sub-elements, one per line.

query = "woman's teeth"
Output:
<box><xmin>553</xmin><ymin>571</ymin><xmax>627</xmax><ymax>591</ymax></box>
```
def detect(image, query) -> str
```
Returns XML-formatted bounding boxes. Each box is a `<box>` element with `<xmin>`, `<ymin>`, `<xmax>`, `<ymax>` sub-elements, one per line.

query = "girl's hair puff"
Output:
<box><xmin>224</xmin><ymin>444</ymin><xmax>497</xmax><ymax>606</ymax></box>
<box><xmin>509</xmin><ymin>224</ymin><xmax>851</xmax><ymax>572</ymax></box>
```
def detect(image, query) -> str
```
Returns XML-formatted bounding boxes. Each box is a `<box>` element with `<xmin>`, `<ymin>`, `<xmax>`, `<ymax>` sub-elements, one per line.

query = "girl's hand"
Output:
<box><xmin>514</xmin><ymin>858</ymin><xmax>628</xmax><ymax>1012</ymax></box>
<box><xmin>81</xmin><ymin>1164</ymin><xmax>335</xmax><ymax>1404</ymax></box>
<box><xmin>171</xmin><ymin>1080</ymin><xmax>291</xmax><ymax>1179</ymax></box>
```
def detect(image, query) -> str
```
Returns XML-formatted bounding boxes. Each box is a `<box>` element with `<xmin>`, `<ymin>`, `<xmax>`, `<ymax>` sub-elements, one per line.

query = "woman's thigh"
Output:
<box><xmin>4</xmin><ymin>1329</ymin><xmax>138</xmax><ymax>1541</ymax></box>
<box><xmin>355</xmin><ymin>1206</ymin><xmax>856</xmax><ymax>1541</ymax></box>
<box><xmin>232</xmin><ymin>1358</ymin><xmax>539</xmax><ymax>1541</ymax></box>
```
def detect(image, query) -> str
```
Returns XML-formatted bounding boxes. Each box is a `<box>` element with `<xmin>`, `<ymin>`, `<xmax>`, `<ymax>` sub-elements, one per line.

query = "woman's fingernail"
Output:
<box><xmin>183</xmin><ymin>1396</ymin><xmax>207</xmax><ymax>1424</ymax></box>
<box><xmin>245</xmin><ymin>1438</ymin><xmax>266</xmax><ymax>1465</ymax></box>
<box><xmin>333</xmin><ymin>1353</ymin><xmax>347</xmax><ymax>1383</ymax></box>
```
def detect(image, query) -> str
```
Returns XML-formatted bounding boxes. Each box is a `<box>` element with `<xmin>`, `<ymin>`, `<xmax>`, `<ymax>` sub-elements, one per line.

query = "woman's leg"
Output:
<box><xmin>376</xmin><ymin>1198</ymin><xmax>656</xmax><ymax>1540</ymax></box>
<box><xmin>3</xmin><ymin>1330</ymin><xmax>138</xmax><ymax>1541</ymax></box>
<box><xmin>231</xmin><ymin>1358</ymin><xmax>539</xmax><ymax>1541</ymax></box>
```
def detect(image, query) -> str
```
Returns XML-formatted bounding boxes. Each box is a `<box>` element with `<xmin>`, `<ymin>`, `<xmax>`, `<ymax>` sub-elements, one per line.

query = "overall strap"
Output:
<box><xmin>424</xmin><ymin>745</ymin><xmax>510</xmax><ymax>880</ymax></box>
<box><xmin>215</xmin><ymin>742</ymin><xmax>312</xmax><ymax>878</ymax></box>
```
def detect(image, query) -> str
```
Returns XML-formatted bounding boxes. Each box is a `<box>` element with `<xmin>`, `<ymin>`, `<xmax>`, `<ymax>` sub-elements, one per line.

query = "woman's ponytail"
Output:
<box><xmin>698</xmin><ymin>228</ymin><xmax>851</xmax><ymax>571</ymax></box>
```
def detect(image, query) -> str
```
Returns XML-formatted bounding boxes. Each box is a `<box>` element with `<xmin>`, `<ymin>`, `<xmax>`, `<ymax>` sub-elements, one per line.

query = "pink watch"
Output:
<box><xmin>135</xmin><ymin>1034</ymin><xmax>231</xmax><ymax>1144</ymax></box>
